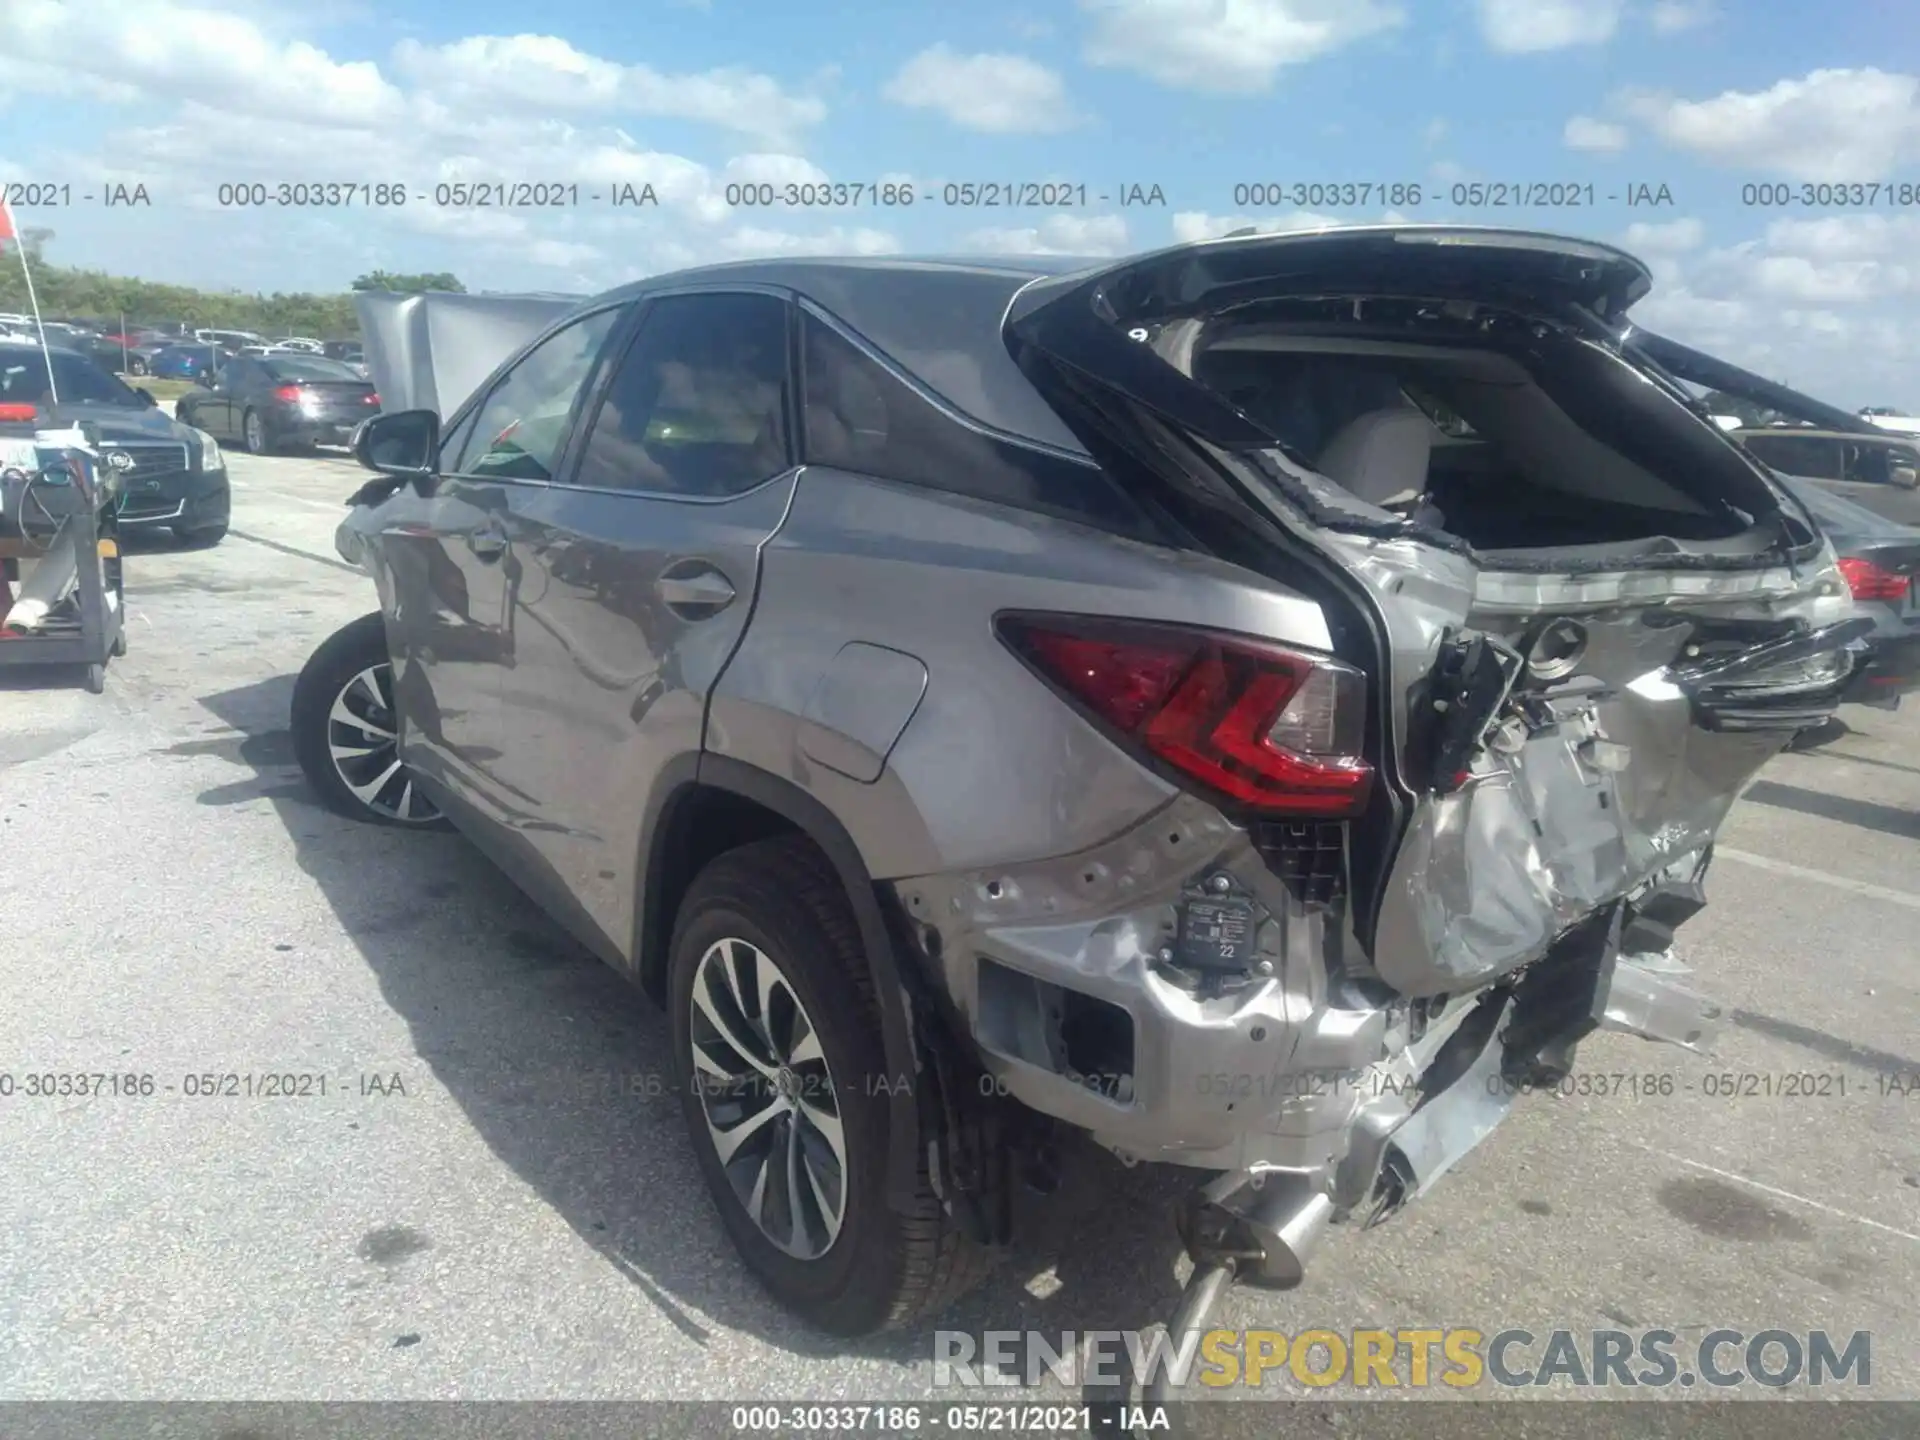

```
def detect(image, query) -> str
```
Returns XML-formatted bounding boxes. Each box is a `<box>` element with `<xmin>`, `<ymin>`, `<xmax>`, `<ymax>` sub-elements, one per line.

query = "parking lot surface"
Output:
<box><xmin>2</xmin><ymin>446</ymin><xmax>1917</xmax><ymax>1424</ymax></box>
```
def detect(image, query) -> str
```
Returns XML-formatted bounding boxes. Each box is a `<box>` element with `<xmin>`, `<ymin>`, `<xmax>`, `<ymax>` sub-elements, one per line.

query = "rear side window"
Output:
<box><xmin>798</xmin><ymin>310</ymin><xmax>1154</xmax><ymax>537</ymax></box>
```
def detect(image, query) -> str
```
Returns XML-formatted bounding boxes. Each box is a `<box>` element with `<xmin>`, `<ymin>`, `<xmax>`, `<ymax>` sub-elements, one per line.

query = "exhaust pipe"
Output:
<box><xmin>1147</xmin><ymin>1170</ymin><xmax>1336</xmax><ymax>1405</ymax></box>
<box><xmin>1143</xmin><ymin>1261</ymin><xmax>1235</xmax><ymax>1407</ymax></box>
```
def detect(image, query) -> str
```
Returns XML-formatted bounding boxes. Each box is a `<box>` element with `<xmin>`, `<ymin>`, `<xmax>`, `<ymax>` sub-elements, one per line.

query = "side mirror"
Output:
<box><xmin>354</xmin><ymin>408</ymin><xmax>440</xmax><ymax>481</ymax></box>
<box><xmin>1892</xmin><ymin>464</ymin><xmax>1920</xmax><ymax>490</ymax></box>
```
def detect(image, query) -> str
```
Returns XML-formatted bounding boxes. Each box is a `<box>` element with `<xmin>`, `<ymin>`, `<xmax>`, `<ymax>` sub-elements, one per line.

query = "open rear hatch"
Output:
<box><xmin>1007</xmin><ymin>226</ymin><xmax>1867</xmax><ymax>997</ymax></box>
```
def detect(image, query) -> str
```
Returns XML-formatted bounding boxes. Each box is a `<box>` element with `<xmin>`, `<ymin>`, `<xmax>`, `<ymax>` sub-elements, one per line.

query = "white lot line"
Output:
<box><xmin>1715</xmin><ymin>846</ymin><xmax>1920</xmax><ymax>911</ymax></box>
<box><xmin>1630</xmin><ymin>1145</ymin><xmax>1920</xmax><ymax>1245</ymax></box>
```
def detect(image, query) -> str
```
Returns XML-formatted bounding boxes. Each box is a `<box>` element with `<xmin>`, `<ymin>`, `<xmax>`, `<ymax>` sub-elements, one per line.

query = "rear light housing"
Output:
<box><xmin>1837</xmin><ymin>556</ymin><xmax>1911</xmax><ymax>603</ymax></box>
<box><xmin>365</xmin><ymin>392</ymin><xmax>380</xmax><ymax>406</ymax></box>
<box><xmin>272</xmin><ymin>384</ymin><xmax>303</xmax><ymax>403</ymax></box>
<box><xmin>0</xmin><ymin>403</ymin><xmax>37</xmax><ymax>422</ymax></box>
<box><xmin>997</xmin><ymin>613</ymin><xmax>1373</xmax><ymax>817</ymax></box>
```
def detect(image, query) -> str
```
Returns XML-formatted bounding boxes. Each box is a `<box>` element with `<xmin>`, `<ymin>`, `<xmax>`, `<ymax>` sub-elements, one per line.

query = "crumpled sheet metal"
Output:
<box><xmin>355</xmin><ymin>290</ymin><xmax>586</xmax><ymax>420</ymax></box>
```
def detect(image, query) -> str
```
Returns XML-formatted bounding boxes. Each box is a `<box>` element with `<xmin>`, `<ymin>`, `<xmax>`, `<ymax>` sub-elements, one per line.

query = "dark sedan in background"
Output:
<box><xmin>176</xmin><ymin>352</ymin><xmax>379</xmax><ymax>455</ymax></box>
<box><xmin>0</xmin><ymin>343</ymin><xmax>230</xmax><ymax>545</ymax></box>
<box><xmin>1778</xmin><ymin>474</ymin><xmax>1920</xmax><ymax>723</ymax></box>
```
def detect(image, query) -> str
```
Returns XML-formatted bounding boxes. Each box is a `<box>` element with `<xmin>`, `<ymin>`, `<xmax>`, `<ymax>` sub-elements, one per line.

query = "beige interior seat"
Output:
<box><xmin>1314</xmin><ymin>403</ymin><xmax>1440</xmax><ymax>510</ymax></box>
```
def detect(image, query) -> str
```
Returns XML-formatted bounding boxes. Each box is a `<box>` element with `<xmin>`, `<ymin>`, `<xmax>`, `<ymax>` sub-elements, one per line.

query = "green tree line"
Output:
<box><xmin>0</xmin><ymin>258</ymin><xmax>464</xmax><ymax>338</ymax></box>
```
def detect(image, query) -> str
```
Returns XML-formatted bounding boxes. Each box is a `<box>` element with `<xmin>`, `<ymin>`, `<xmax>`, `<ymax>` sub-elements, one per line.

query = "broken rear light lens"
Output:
<box><xmin>998</xmin><ymin>614</ymin><xmax>1373</xmax><ymax>816</ymax></box>
<box><xmin>1837</xmin><ymin>556</ymin><xmax>1911</xmax><ymax>603</ymax></box>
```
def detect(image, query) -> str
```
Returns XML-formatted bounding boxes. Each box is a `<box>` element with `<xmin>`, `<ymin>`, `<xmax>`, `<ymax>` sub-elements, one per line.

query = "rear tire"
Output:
<box><xmin>242</xmin><ymin>408</ymin><xmax>271</xmax><ymax>456</ymax></box>
<box><xmin>291</xmin><ymin>612</ymin><xmax>448</xmax><ymax>828</ymax></box>
<box><xmin>668</xmin><ymin>835</ymin><xmax>992</xmax><ymax>1336</ymax></box>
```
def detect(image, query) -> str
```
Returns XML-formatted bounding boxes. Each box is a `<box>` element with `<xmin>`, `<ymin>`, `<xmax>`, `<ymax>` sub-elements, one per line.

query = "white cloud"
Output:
<box><xmin>1630</xmin><ymin>215</ymin><xmax>1920</xmax><ymax>403</ymax></box>
<box><xmin>1170</xmin><ymin>209</ymin><xmax>1343</xmax><ymax>242</ymax></box>
<box><xmin>391</xmin><ymin>34</ymin><xmax>825</xmax><ymax>145</ymax></box>
<box><xmin>1476</xmin><ymin>0</ymin><xmax>1625</xmax><ymax>52</ymax></box>
<box><xmin>0</xmin><ymin>0</ymin><xmax>858</xmax><ymax>292</ymax></box>
<box><xmin>1621</xmin><ymin>68</ymin><xmax>1920</xmax><ymax>180</ymax></box>
<box><xmin>1564</xmin><ymin>115</ymin><xmax>1629</xmax><ymax>152</ymax></box>
<box><xmin>881</xmin><ymin>45</ymin><xmax>1079</xmax><ymax>133</ymax></box>
<box><xmin>0</xmin><ymin>0</ymin><xmax>403</xmax><ymax>126</ymax></box>
<box><xmin>712</xmin><ymin>225</ymin><xmax>903</xmax><ymax>258</ymax></box>
<box><xmin>1621</xmin><ymin>217</ymin><xmax>1706</xmax><ymax>253</ymax></box>
<box><xmin>963</xmin><ymin>213</ymin><xmax>1130</xmax><ymax>255</ymax></box>
<box><xmin>1080</xmin><ymin>0</ymin><xmax>1403</xmax><ymax>94</ymax></box>
<box><xmin>1647</xmin><ymin>0</ymin><xmax>1714</xmax><ymax>33</ymax></box>
<box><xmin>1423</xmin><ymin>117</ymin><xmax>1449</xmax><ymax>147</ymax></box>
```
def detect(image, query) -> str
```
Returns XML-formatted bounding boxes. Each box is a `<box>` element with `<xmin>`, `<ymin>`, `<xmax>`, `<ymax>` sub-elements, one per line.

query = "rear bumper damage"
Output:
<box><xmin>891</xmin><ymin>795</ymin><xmax>1727</xmax><ymax>1287</ymax></box>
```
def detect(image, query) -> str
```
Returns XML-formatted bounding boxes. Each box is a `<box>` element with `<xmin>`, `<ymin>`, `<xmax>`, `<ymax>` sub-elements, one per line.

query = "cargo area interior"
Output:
<box><xmin>1190</xmin><ymin>299</ymin><xmax>1795</xmax><ymax>562</ymax></box>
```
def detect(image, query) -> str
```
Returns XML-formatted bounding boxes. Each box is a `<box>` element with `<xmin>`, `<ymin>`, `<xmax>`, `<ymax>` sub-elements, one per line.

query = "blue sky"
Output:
<box><xmin>1</xmin><ymin>0</ymin><xmax>1917</xmax><ymax>402</ymax></box>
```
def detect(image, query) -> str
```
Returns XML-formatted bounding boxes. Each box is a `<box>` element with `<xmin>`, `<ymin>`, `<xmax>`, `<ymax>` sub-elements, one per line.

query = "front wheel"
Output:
<box><xmin>668</xmin><ymin>836</ymin><xmax>992</xmax><ymax>1336</ymax></box>
<box><xmin>291</xmin><ymin>612</ymin><xmax>447</xmax><ymax>828</ymax></box>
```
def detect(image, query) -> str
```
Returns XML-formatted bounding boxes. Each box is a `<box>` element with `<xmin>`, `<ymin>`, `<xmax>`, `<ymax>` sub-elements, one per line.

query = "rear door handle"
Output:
<box><xmin>467</xmin><ymin>523</ymin><xmax>508</xmax><ymax>561</ymax></box>
<box><xmin>656</xmin><ymin>561</ymin><xmax>737</xmax><ymax>619</ymax></box>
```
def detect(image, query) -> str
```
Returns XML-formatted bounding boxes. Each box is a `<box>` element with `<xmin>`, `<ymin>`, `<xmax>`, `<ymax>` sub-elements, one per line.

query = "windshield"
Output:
<box><xmin>264</xmin><ymin>356</ymin><xmax>364</xmax><ymax>382</ymax></box>
<box><xmin>0</xmin><ymin>347</ymin><xmax>143</xmax><ymax>407</ymax></box>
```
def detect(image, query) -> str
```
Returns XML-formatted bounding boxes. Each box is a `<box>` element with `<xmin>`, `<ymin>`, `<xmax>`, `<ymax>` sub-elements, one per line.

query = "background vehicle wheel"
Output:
<box><xmin>242</xmin><ymin>409</ymin><xmax>271</xmax><ymax>455</ymax></box>
<box><xmin>175</xmin><ymin>523</ymin><xmax>228</xmax><ymax>548</ymax></box>
<box><xmin>669</xmin><ymin>835</ymin><xmax>992</xmax><ymax>1336</ymax></box>
<box><xmin>291</xmin><ymin>612</ymin><xmax>448</xmax><ymax>828</ymax></box>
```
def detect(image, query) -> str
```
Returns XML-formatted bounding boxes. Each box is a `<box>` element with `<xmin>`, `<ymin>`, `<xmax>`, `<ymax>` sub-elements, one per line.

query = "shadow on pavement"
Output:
<box><xmin>191</xmin><ymin>670</ymin><xmax>1213</xmax><ymax>1382</ymax></box>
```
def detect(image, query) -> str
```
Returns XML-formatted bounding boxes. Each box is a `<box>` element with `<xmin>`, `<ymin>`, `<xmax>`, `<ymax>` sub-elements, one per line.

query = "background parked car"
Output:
<box><xmin>1735</xmin><ymin>427</ymin><xmax>1920</xmax><ymax>525</ymax></box>
<box><xmin>1776</xmin><ymin>474</ymin><xmax>1920</xmax><ymax>719</ymax></box>
<box><xmin>0</xmin><ymin>341</ymin><xmax>230</xmax><ymax>545</ymax></box>
<box><xmin>177</xmin><ymin>351</ymin><xmax>380</xmax><ymax>454</ymax></box>
<box><xmin>148</xmin><ymin>343</ymin><xmax>229</xmax><ymax>381</ymax></box>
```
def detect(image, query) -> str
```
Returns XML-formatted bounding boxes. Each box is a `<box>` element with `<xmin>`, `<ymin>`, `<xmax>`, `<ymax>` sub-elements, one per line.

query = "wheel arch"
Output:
<box><xmin>636</xmin><ymin>752</ymin><xmax>932</xmax><ymax>1213</ymax></box>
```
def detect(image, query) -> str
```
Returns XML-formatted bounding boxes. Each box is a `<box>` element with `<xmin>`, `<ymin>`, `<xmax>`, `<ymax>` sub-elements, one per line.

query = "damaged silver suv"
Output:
<box><xmin>293</xmin><ymin>227</ymin><xmax>1867</xmax><ymax>1339</ymax></box>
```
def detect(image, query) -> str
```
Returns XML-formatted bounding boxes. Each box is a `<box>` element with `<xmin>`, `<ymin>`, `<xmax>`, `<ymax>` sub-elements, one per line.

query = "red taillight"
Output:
<box><xmin>365</xmin><ymin>392</ymin><xmax>380</xmax><ymax>405</ymax></box>
<box><xmin>1837</xmin><ymin>556</ymin><xmax>1912</xmax><ymax>602</ymax></box>
<box><xmin>272</xmin><ymin>384</ymin><xmax>303</xmax><ymax>403</ymax></box>
<box><xmin>999</xmin><ymin>615</ymin><xmax>1373</xmax><ymax>816</ymax></box>
<box><xmin>0</xmin><ymin>403</ymin><xmax>37</xmax><ymax>422</ymax></box>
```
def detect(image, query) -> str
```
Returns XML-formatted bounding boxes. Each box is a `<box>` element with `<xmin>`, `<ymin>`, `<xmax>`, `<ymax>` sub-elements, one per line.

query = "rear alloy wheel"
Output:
<box><xmin>242</xmin><ymin>408</ymin><xmax>270</xmax><ymax>455</ymax></box>
<box><xmin>668</xmin><ymin>836</ymin><xmax>993</xmax><ymax>1335</ymax></box>
<box><xmin>689</xmin><ymin>937</ymin><xmax>850</xmax><ymax>1260</ymax></box>
<box><xmin>291</xmin><ymin>612</ymin><xmax>446</xmax><ymax>828</ymax></box>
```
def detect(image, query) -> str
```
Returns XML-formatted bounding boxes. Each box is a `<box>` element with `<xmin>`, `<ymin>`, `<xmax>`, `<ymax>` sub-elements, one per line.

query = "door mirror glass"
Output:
<box><xmin>355</xmin><ymin>408</ymin><xmax>440</xmax><ymax>478</ymax></box>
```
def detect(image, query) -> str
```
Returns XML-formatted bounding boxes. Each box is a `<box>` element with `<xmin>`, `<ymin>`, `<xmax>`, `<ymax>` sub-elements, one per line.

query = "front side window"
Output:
<box><xmin>569</xmin><ymin>292</ymin><xmax>791</xmax><ymax>496</ymax></box>
<box><xmin>452</xmin><ymin>306</ymin><xmax>625</xmax><ymax>481</ymax></box>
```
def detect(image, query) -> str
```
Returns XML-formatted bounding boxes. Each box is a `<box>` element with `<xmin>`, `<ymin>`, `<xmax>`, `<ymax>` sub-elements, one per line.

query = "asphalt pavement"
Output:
<box><xmin>1</xmin><ymin>445</ymin><xmax>1916</xmax><ymax>1432</ymax></box>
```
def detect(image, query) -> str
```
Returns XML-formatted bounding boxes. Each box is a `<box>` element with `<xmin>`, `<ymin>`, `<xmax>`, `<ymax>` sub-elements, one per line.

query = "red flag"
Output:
<box><xmin>0</xmin><ymin>198</ymin><xmax>13</xmax><ymax>242</ymax></box>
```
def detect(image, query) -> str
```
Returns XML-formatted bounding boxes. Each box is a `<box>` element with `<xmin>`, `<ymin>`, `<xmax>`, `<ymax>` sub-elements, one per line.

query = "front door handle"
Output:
<box><xmin>656</xmin><ymin>561</ymin><xmax>736</xmax><ymax>619</ymax></box>
<box><xmin>467</xmin><ymin>523</ymin><xmax>508</xmax><ymax>561</ymax></box>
